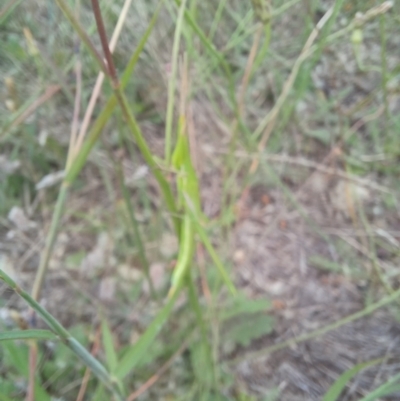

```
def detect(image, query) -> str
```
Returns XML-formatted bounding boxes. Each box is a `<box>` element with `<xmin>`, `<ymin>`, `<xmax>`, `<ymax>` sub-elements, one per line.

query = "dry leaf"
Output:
<box><xmin>36</xmin><ymin>170</ymin><xmax>65</xmax><ymax>190</ymax></box>
<box><xmin>8</xmin><ymin>207</ymin><xmax>37</xmax><ymax>231</ymax></box>
<box><xmin>98</xmin><ymin>276</ymin><xmax>116</xmax><ymax>303</ymax></box>
<box><xmin>80</xmin><ymin>232</ymin><xmax>113</xmax><ymax>278</ymax></box>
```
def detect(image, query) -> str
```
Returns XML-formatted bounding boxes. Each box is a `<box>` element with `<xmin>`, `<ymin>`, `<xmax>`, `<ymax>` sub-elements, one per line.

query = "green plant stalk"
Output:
<box><xmin>165</xmin><ymin>0</ymin><xmax>188</xmax><ymax>165</ymax></box>
<box><xmin>379</xmin><ymin>9</ymin><xmax>389</xmax><ymax>120</ymax></box>
<box><xmin>231</xmin><ymin>286</ymin><xmax>400</xmax><ymax>365</ymax></box>
<box><xmin>116</xmin><ymin>162</ymin><xmax>157</xmax><ymax>299</ymax></box>
<box><xmin>208</xmin><ymin>0</ymin><xmax>227</xmax><ymax>40</ymax></box>
<box><xmin>0</xmin><ymin>268</ymin><xmax>124</xmax><ymax>401</ymax></box>
<box><xmin>252</xmin><ymin>20</ymin><xmax>271</xmax><ymax>73</ymax></box>
<box><xmin>357</xmin><ymin>194</ymin><xmax>395</xmax><ymax>297</ymax></box>
<box><xmin>54</xmin><ymin>0</ymin><xmax>108</xmax><ymax>74</ymax></box>
<box><xmin>186</xmin><ymin>273</ymin><xmax>215</xmax><ymax>386</ymax></box>
<box><xmin>174</xmin><ymin>0</ymin><xmax>237</xmax><ymax>114</ymax></box>
<box><xmin>31</xmin><ymin>182</ymin><xmax>69</xmax><ymax>301</ymax></box>
<box><xmin>113</xmin><ymin>88</ymin><xmax>180</xmax><ymax>235</ymax></box>
<box><xmin>64</xmin><ymin>1</ymin><xmax>162</xmax><ymax>185</ymax></box>
<box><xmin>188</xmin><ymin>210</ymin><xmax>236</xmax><ymax>295</ymax></box>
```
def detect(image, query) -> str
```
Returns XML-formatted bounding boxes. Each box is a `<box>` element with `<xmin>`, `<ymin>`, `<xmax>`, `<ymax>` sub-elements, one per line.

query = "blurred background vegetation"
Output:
<box><xmin>1</xmin><ymin>0</ymin><xmax>400</xmax><ymax>400</ymax></box>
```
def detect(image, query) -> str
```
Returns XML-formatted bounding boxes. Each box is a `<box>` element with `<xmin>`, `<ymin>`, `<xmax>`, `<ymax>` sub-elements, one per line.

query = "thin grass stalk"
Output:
<box><xmin>0</xmin><ymin>268</ymin><xmax>124</xmax><ymax>401</ymax></box>
<box><xmin>32</xmin><ymin>2</ymin><xmax>161</xmax><ymax>302</ymax></box>
<box><xmin>19</xmin><ymin>8</ymin><xmax>164</xmax><ymax>399</ymax></box>
<box><xmin>65</xmin><ymin>4</ymin><xmax>162</xmax><ymax>184</ymax></box>
<box><xmin>26</xmin><ymin>340</ymin><xmax>37</xmax><ymax>401</ymax></box>
<box><xmin>357</xmin><ymin>199</ymin><xmax>395</xmax><ymax>298</ymax></box>
<box><xmin>31</xmin><ymin>183</ymin><xmax>69</xmax><ymax>301</ymax></box>
<box><xmin>230</xmin><ymin>286</ymin><xmax>400</xmax><ymax>365</ymax></box>
<box><xmin>186</xmin><ymin>273</ymin><xmax>215</xmax><ymax>385</ymax></box>
<box><xmin>75</xmin><ymin>328</ymin><xmax>101</xmax><ymax>401</ymax></box>
<box><xmin>55</xmin><ymin>0</ymin><xmax>180</xmax><ymax>234</ymax></box>
<box><xmin>115</xmin><ymin>162</ymin><xmax>157</xmax><ymax>299</ymax></box>
<box><xmin>164</xmin><ymin>0</ymin><xmax>188</xmax><ymax>165</ymax></box>
<box><xmin>54</xmin><ymin>0</ymin><xmax>108</xmax><ymax>74</ymax></box>
<box><xmin>113</xmin><ymin>89</ymin><xmax>180</xmax><ymax>235</ymax></box>
<box><xmin>174</xmin><ymin>0</ymin><xmax>238</xmax><ymax>115</ymax></box>
<box><xmin>72</xmin><ymin>0</ymin><xmax>134</xmax><ymax>160</ymax></box>
<box><xmin>379</xmin><ymin>8</ymin><xmax>389</xmax><ymax>121</ymax></box>
<box><xmin>208</xmin><ymin>0</ymin><xmax>228</xmax><ymax>41</ymax></box>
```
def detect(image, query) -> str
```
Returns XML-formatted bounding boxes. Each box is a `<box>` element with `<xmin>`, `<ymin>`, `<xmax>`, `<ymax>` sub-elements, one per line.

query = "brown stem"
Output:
<box><xmin>90</xmin><ymin>0</ymin><xmax>118</xmax><ymax>84</ymax></box>
<box><xmin>54</xmin><ymin>0</ymin><xmax>108</xmax><ymax>75</ymax></box>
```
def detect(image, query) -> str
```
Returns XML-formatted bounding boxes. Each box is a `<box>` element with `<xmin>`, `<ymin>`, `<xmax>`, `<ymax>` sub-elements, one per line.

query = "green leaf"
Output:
<box><xmin>0</xmin><ymin>381</ymin><xmax>14</xmax><ymax>401</ymax></box>
<box><xmin>304</xmin><ymin>128</ymin><xmax>331</xmax><ymax>145</ymax></box>
<box><xmin>309</xmin><ymin>255</ymin><xmax>343</xmax><ymax>273</ymax></box>
<box><xmin>190</xmin><ymin>340</ymin><xmax>214</xmax><ymax>389</ymax></box>
<box><xmin>323</xmin><ymin>358</ymin><xmax>384</xmax><ymax>401</ymax></box>
<box><xmin>220</xmin><ymin>295</ymin><xmax>271</xmax><ymax>321</ymax></box>
<box><xmin>224</xmin><ymin>314</ymin><xmax>274</xmax><ymax>347</ymax></box>
<box><xmin>101</xmin><ymin>319</ymin><xmax>118</xmax><ymax>373</ymax></box>
<box><xmin>115</xmin><ymin>288</ymin><xmax>181</xmax><ymax>379</ymax></box>
<box><xmin>0</xmin><ymin>329</ymin><xmax>56</xmax><ymax>342</ymax></box>
<box><xmin>2</xmin><ymin>341</ymin><xmax>51</xmax><ymax>401</ymax></box>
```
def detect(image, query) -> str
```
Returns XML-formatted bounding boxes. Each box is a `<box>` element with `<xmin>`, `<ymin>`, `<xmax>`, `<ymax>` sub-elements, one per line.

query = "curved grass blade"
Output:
<box><xmin>165</xmin><ymin>0</ymin><xmax>188</xmax><ymax>164</ymax></box>
<box><xmin>359</xmin><ymin>373</ymin><xmax>400</xmax><ymax>401</ymax></box>
<box><xmin>322</xmin><ymin>358</ymin><xmax>384</xmax><ymax>401</ymax></box>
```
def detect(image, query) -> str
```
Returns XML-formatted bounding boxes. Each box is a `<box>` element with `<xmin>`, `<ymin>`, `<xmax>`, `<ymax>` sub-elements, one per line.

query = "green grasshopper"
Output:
<box><xmin>168</xmin><ymin>114</ymin><xmax>199</xmax><ymax>297</ymax></box>
<box><xmin>167</xmin><ymin>55</ymin><xmax>236</xmax><ymax>298</ymax></box>
<box><xmin>168</xmin><ymin>113</ymin><xmax>236</xmax><ymax>298</ymax></box>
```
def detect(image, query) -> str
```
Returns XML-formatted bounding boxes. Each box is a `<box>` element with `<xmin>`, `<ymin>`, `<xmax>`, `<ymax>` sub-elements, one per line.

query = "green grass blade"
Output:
<box><xmin>208</xmin><ymin>0</ymin><xmax>228</xmax><ymax>41</ymax></box>
<box><xmin>54</xmin><ymin>0</ymin><xmax>108</xmax><ymax>74</ymax></box>
<box><xmin>0</xmin><ymin>393</ymin><xmax>13</xmax><ymax>401</ymax></box>
<box><xmin>113</xmin><ymin>89</ymin><xmax>180</xmax><ymax>235</ymax></box>
<box><xmin>322</xmin><ymin>358</ymin><xmax>384</xmax><ymax>401</ymax></box>
<box><xmin>65</xmin><ymin>2</ymin><xmax>162</xmax><ymax>185</ymax></box>
<box><xmin>359</xmin><ymin>373</ymin><xmax>400</xmax><ymax>401</ymax></box>
<box><xmin>0</xmin><ymin>0</ymin><xmax>23</xmax><ymax>26</ymax></box>
<box><xmin>233</xmin><ymin>287</ymin><xmax>400</xmax><ymax>364</ymax></box>
<box><xmin>195</xmin><ymin>221</ymin><xmax>236</xmax><ymax>296</ymax></box>
<box><xmin>165</xmin><ymin>0</ymin><xmax>188</xmax><ymax>165</ymax></box>
<box><xmin>30</xmin><ymin>4</ymin><xmax>165</xmax><ymax>306</ymax></box>
<box><xmin>116</xmin><ymin>161</ymin><xmax>156</xmax><ymax>299</ymax></box>
<box><xmin>101</xmin><ymin>319</ymin><xmax>118</xmax><ymax>374</ymax></box>
<box><xmin>32</xmin><ymin>183</ymin><xmax>68</xmax><ymax>301</ymax></box>
<box><xmin>175</xmin><ymin>0</ymin><xmax>237</xmax><ymax>111</ymax></box>
<box><xmin>0</xmin><ymin>268</ymin><xmax>124</xmax><ymax>401</ymax></box>
<box><xmin>185</xmin><ymin>203</ymin><xmax>236</xmax><ymax>296</ymax></box>
<box><xmin>0</xmin><ymin>330</ymin><xmax>57</xmax><ymax>342</ymax></box>
<box><xmin>115</xmin><ymin>287</ymin><xmax>182</xmax><ymax>380</ymax></box>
